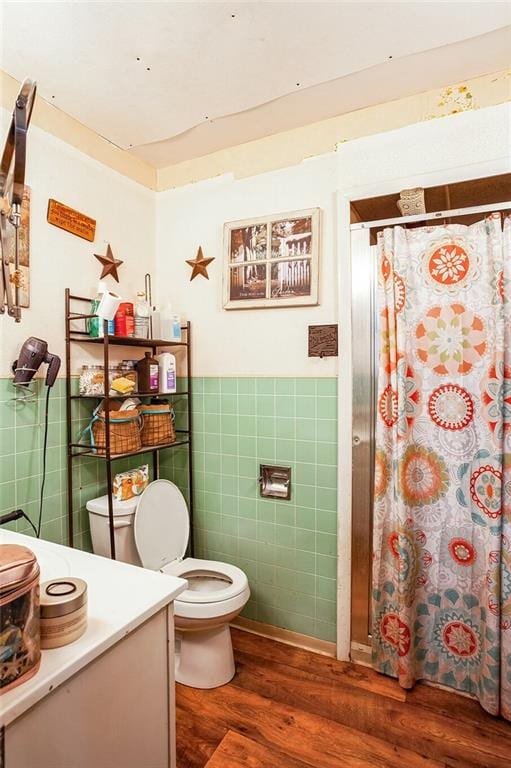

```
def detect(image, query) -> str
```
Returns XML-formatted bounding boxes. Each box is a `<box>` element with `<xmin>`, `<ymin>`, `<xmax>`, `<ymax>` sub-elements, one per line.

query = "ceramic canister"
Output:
<box><xmin>39</xmin><ymin>578</ymin><xmax>88</xmax><ymax>649</ymax></box>
<box><xmin>0</xmin><ymin>544</ymin><xmax>41</xmax><ymax>694</ymax></box>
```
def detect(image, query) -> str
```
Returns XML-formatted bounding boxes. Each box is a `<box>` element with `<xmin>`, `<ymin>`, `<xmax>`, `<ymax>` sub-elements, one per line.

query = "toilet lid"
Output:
<box><xmin>134</xmin><ymin>480</ymin><xmax>189</xmax><ymax>570</ymax></box>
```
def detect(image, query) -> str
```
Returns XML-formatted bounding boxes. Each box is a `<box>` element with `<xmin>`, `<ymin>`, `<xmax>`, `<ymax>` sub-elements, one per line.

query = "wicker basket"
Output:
<box><xmin>92</xmin><ymin>409</ymin><xmax>141</xmax><ymax>455</ymax></box>
<box><xmin>140</xmin><ymin>404</ymin><xmax>175</xmax><ymax>447</ymax></box>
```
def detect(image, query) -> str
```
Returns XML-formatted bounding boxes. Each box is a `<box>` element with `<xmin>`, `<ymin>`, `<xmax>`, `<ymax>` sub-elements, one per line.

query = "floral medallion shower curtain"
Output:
<box><xmin>372</xmin><ymin>213</ymin><xmax>511</xmax><ymax>718</ymax></box>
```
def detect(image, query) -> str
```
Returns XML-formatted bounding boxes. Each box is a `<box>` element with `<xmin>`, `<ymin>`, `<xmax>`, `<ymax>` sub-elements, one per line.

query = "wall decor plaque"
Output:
<box><xmin>308</xmin><ymin>324</ymin><xmax>338</xmax><ymax>358</ymax></box>
<box><xmin>47</xmin><ymin>199</ymin><xmax>96</xmax><ymax>241</ymax></box>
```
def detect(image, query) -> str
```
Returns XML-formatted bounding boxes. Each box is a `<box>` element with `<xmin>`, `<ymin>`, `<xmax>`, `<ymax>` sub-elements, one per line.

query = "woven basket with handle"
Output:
<box><xmin>140</xmin><ymin>403</ymin><xmax>175</xmax><ymax>447</ymax></box>
<box><xmin>92</xmin><ymin>409</ymin><xmax>141</xmax><ymax>455</ymax></box>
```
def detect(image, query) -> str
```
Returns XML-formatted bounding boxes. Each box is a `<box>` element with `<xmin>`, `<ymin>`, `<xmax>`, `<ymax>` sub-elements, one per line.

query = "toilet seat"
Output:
<box><xmin>162</xmin><ymin>557</ymin><xmax>248</xmax><ymax>603</ymax></box>
<box><xmin>164</xmin><ymin>557</ymin><xmax>250</xmax><ymax>620</ymax></box>
<box><xmin>134</xmin><ymin>479</ymin><xmax>189</xmax><ymax>571</ymax></box>
<box><xmin>134</xmin><ymin>481</ymin><xmax>250</xmax><ymax>619</ymax></box>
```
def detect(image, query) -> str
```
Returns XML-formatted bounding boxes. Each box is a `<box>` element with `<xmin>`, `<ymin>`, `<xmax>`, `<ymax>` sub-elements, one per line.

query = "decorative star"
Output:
<box><xmin>186</xmin><ymin>246</ymin><xmax>215</xmax><ymax>281</ymax></box>
<box><xmin>94</xmin><ymin>244</ymin><xmax>123</xmax><ymax>282</ymax></box>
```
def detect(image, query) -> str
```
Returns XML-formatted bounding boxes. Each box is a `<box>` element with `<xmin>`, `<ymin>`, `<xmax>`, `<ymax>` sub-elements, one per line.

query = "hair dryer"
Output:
<box><xmin>12</xmin><ymin>337</ymin><xmax>61</xmax><ymax>387</ymax></box>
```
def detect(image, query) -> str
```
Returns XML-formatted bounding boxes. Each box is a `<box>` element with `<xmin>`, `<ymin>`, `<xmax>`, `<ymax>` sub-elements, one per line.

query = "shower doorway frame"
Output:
<box><xmin>336</xmin><ymin>160</ymin><xmax>511</xmax><ymax>662</ymax></box>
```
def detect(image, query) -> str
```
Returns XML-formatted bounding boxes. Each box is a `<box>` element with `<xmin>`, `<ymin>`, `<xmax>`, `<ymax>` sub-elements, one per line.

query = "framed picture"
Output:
<box><xmin>223</xmin><ymin>207</ymin><xmax>320</xmax><ymax>309</ymax></box>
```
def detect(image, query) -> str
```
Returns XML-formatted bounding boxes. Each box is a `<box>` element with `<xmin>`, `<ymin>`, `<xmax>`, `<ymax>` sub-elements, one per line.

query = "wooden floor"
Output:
<box><xmin>176</xmin><ymin>628</ymin><xmax>511</xmax><ymax>768</ymax></box>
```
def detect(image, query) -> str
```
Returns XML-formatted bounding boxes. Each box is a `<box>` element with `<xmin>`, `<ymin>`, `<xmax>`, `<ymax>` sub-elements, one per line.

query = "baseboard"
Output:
<box><xmin>350</xmin><ymin>642</ymin><xmax>372</xmax><ymax>667</ymax></box>
<box><xmin>231</xmin><ymin>617</ymin><xmax>336</xmax><ymax>658</ymax></box>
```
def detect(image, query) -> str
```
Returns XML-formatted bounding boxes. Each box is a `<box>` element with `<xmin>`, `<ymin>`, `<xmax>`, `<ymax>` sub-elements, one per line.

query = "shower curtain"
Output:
<box><xmin>372</xmin><ymin>213</ymin><xmax>511</xmax><ymax>718</ymax></box>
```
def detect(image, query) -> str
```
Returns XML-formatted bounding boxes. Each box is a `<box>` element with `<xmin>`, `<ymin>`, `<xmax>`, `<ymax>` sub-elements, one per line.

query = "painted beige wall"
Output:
<box><xmin>0</xmin><ymin>106</ymin><xmax>156</xmax><ymax>377</ymax></box>
<box><xmin>155</xmin><ymin>154</ymin><xmax>338</xmax><ymax>377</ymax></box>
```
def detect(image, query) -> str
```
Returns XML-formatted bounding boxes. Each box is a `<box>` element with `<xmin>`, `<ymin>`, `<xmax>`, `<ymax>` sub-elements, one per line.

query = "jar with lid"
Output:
<box><xmin>118</xmin><ymin>360</ymin><xmax>138</xmax><ymax>391</ymax></box>
<box><xmin>107</xmin><ymin>364</ymin><xmax>122</xmax><ymax>391</ymax></box>
<box><xmin>0</xmin><ymin>544</ymin><xmax>41</xmax><ymax>693</ymax></box>
<box><xmin>79</xmin><ymin>364</ymin><xmax>105</xmax><ymax>396</ymax></box>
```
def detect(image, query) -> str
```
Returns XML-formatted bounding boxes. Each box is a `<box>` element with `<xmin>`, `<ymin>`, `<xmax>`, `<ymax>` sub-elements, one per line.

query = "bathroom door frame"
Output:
<box><xmin>335</xmin><ymin>154</ymin><xmax>510</xmax><ymax>662</ymax></box>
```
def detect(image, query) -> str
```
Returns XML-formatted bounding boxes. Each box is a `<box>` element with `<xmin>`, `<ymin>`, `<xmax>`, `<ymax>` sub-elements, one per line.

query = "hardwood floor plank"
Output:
<box><xmin>231</xmin><ymin>650</ymin><xmax>511</xmax><ymax>768</ymax></box>
<box><xmin>232</xmin><ymin>629</ymin><xmax>509</xmax><ymax>741</ymax></box>
<box><xmin>176</xmin><ymin>703</ymin><xmax>227</xmax><ymax>768</ymax></box>
<box><xmin>177</xmin><ymin>682</ymin><xmax>444</xmax><ymax>768</ymax></box>
<box><xmin>231</xmin><ymin>628</ymin><xmax>406</xmax><ymax>703</ymax></box>
<box><xmin>406</xmin><ymin>683</ymin><xmax>511</xmax><ymax>739</ymax></box>
<box><xmin>204</xmin><ymin>730</ymin><xmax>312</xmax><ymax>768</ymax></box>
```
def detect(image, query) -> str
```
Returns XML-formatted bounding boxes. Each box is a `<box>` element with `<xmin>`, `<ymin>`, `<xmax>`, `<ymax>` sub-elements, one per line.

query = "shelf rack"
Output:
<box><xmin>65</xmin><ymin>289</ymin><xmax>193</xmax><ymax>560</ymax></box>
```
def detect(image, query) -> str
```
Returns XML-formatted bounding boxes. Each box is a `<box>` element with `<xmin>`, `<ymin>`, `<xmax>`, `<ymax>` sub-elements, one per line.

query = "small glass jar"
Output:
<box><xmin>79</xmin><ymin>365</ymin><xmax>105</xmax><ymax>396</ymax></box>
<box><xmin>119</xmin><ymin>361</ymin><xmax>138</xmax><ymax>391</ymax></box>
<box><xmin>107</xmin><ymin>365</ymin><xmax>122</xmax><ymax>390</ymax></box>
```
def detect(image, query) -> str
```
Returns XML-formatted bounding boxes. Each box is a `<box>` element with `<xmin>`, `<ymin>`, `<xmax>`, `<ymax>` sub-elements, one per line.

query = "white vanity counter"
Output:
<box><xmin>1</xmin><ymin>530</ymin><xmax>187</xmax><ymax>767</ymax></box>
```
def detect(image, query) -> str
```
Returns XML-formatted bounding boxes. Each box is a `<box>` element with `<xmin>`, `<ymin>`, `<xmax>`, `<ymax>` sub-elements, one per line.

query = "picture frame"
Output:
<box><xmin>223</xmin><ymin>207</ymin><xmax>320</xmax><ymax>309</ymax></box>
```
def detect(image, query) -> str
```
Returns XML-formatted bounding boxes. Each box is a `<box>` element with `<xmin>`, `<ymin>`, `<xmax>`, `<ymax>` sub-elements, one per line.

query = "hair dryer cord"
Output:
<box><xmin>36</xmin><ymin>385</ymin><xmax>51</xmax><ymax>538</ymax></box>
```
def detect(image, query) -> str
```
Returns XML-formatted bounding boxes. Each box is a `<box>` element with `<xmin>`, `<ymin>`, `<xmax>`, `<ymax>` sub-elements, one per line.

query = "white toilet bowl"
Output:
<box><xmin>87</xmin><ymin>480</ymin><xmax>250</xmax><ymax>689</ymax></box>
<box><xmin>163</xmin><ymin>558</ymin><xmax>249</xmax><ymax>688</ymax></box>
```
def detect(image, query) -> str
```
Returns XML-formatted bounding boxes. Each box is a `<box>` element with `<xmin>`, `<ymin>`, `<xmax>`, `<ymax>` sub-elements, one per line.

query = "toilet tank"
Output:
<box><xmin>86</xmin><ymin>495</ymin><xmax>141</xmax><ymax>565</ymax></box>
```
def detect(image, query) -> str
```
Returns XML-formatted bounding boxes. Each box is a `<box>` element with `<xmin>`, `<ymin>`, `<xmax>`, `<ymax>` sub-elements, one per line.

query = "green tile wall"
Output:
<box><xmin>161</xmin><ymin>377</ymin><xmax>338</xmax><ymax>643</ymax></box>
<box><xmin>0</xmin><ymin>378</ymin><xmax>96</xmax><ymax>549</ymax></box>
<box><xmin>1</xmin><ymin>375</ymin><xmax>338</xmax><ymax>644</ymax></box>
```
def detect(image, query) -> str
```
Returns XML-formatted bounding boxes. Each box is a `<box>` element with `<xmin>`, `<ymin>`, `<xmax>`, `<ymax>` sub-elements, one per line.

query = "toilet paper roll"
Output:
<box><xmin>96</xmin><ymin>291</ymin><xmax>122</xmax><ymax>321</ymax></box>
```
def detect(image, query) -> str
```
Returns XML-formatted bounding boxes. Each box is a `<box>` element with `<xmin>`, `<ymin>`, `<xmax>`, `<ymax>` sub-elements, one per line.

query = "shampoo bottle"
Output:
<box><xmin>156</xmin><ymin>353</ymin><xmax>177</xmax><ymax>394</ymax></box>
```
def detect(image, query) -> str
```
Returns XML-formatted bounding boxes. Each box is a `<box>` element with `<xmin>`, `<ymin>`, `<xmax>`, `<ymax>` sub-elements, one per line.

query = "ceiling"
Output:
<box><xmin>1</xmin><ymin>1</ymin><xmax>510</xmax><ymax>169</ymax></box>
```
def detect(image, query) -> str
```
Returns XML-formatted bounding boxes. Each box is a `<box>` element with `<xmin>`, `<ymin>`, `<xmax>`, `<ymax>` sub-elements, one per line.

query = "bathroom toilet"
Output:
<box><xmin>87</xmin><ymin>480</ymin><xmax>250</xmax><ymax>688</ymax></box>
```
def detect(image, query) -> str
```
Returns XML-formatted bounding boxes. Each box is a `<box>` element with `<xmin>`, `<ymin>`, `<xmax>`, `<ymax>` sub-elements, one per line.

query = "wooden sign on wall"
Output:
<box><xmin>308</xmin><ymin>324</ymin><xmax>338</xmax><ymax>358</ymax></box>
<box><xmin>47</xmin><ymin>199</ymin><xmax>96</xmax><ymax>241</ymax></box>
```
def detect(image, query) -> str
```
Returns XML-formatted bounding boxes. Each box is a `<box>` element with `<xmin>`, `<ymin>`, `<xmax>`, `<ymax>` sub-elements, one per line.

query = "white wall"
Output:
<box><xmin>155</xmin><ymin>154</ymin><xmax>338</xmax><ymax>377</ymax></box>
<box><xmin>0</xmin><ymin>107</ymin><xmax>155</xmax><ymax>377</ymax></box>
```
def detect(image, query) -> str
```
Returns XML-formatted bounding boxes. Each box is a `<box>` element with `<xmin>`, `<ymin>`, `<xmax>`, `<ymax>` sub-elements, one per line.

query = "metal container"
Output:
<box><xmin>0</xmin><ymin>544</ymin><xmax>41</xmax><ymax>693</ymax></box>
<box><xmin>39</xmin><ymin>577</ymin><xmax>88</xmax><ymax>649</ymax></box>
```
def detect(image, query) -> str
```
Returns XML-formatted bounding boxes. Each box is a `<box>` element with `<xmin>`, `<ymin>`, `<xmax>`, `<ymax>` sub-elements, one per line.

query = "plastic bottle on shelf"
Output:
<box><xmin>137</xmin><ymin>352</ymin><xmax>160</xmax><ymax>394</ymax></box>
<box><xmin>171</xmin><ymin>314</ymin><xmax>182</xmax><ymax>342</ymax></box>
<box><xmin>89</xmin><ymin>281</ymin><xmax>114</xmax><ymax>338</ymax></box>
<box><xmin>156</xmin><ymin>353</ymin><xmax>177</xmax><ymax>394</ymax></box>
<box><xmin>156</xmin><ymin>304</ymin><xmax>173</xmax><ymax>340</ymax></box>
<box><xmin>134</xmin><ymin>291</ymin><xmax>150</xmax><ymax>339</ymax></box>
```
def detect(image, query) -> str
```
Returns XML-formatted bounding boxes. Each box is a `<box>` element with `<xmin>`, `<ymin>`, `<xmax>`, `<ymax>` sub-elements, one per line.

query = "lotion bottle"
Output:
<box><xmin>156</xmin><ymin>353</ymin><xmax>177</xmax><ymax>394</ymax></box>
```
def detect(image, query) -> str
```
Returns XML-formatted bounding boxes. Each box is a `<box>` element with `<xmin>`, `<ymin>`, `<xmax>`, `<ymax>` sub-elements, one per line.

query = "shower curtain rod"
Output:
<box><xmin>350</xmin><ymin>200</ymin><xmax>511</xmax><ymax>230</ymax></box>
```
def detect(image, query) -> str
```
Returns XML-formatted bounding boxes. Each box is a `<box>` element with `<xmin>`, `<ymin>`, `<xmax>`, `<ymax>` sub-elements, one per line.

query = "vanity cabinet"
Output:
<box><xmin>5</xmin><ymin>609</ymin><xmax>174</xmax><ymax>768</ymax></box>
<box><xmin>0</xmin><ymin>531</ymin><xmax>187</xmax><ymax>768</ymax></box>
